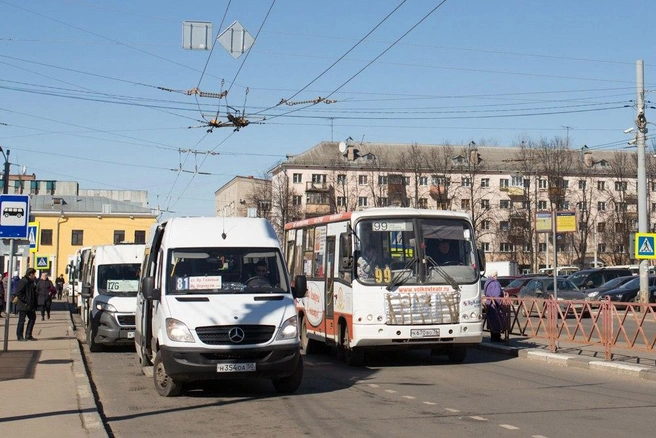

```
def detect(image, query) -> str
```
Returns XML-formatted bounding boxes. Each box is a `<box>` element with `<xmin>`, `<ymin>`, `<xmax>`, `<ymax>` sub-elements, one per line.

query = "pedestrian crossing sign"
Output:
<box><xmin>635</xmin><ymin>233</ymin><xmax>656</xmax><ymax>259</ymax></box>
<box><xmin>36</xmin><ymin>255</ymin><xmax>50</xmax><ymax>269</ymax></box>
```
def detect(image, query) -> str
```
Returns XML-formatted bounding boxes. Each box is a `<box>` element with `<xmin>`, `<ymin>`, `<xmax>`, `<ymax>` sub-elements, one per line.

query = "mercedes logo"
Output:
<box><xmin>228</xmin><ymin>327</ymin><xmax>245</xmax><ymax>344</ymax></box>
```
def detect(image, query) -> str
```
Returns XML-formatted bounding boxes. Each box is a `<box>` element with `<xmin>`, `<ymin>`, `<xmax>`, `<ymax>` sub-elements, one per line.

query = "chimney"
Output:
<box><xmin>583</xmin><ymin>151</ymin><xmax>593</xmax><ymax>167</ymax></box>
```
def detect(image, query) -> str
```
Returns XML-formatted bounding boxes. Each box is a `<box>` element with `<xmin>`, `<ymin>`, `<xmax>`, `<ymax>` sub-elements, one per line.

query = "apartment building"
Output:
<box><xmin>262</xmin><ymin>141</ymin><xmax>654</xmax><ymax>273</ymax></box>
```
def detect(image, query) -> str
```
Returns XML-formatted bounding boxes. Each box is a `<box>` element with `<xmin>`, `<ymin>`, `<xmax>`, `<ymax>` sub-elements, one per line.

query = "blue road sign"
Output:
<box><xmin>0</xmin><ymin>194</ymin><xmax>30</xmax><ymax>238</ymax></box>
<box><xmin>635</xmin><ymin>233</ymin><xmax>656</xmax><ymax>259</ymax></box>
<box><xmin>28</xmin><ymin>222</ymin><xmax>38</xmax><ymax>252</ymax></box>
<box><xmin>36</xmin><ymin>256</ymin><xmax>50</xmax><ymax>269</ymax></box>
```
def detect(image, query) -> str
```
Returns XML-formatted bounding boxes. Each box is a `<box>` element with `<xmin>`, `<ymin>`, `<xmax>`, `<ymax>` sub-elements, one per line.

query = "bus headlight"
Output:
<box><xmin>165</xmin><ymin>318</ymin><xmax>195</xmax><ymax>343</ymax></box>
<box><xmin>96</xmin><ymin>302</ymin><xmax>117</xmax><ymax>312</ymax></box>
<box><xmin>277</xmin><ymin>316</ymin><xmax>298</xmax><ymax>340</ymax></box>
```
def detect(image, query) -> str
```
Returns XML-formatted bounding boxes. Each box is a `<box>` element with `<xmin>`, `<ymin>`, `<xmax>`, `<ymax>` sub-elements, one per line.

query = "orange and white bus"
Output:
<box><xmin>284</xmin><ymin>207</ymin><xmax>485</xmax><ymax>365</ymax></box>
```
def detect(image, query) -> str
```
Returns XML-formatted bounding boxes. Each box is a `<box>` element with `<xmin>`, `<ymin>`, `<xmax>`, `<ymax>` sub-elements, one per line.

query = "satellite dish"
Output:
<box><xmin>338</xmin><ymin>141</ymin><xmax>347</xmax><ymax>154</ymax></box>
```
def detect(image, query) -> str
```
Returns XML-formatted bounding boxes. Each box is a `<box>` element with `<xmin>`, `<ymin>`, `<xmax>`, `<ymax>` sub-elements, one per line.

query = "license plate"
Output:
<box><xmin>411</xmin><ymin>329</ymin><xmax>440</xmax><ymax>338</ymax></box>
<box><xmin>127</xmin><ymin>331</ymin><xmax>135</xmax><ymax>339</ymax></box>
<box><xmin>217</xmin><ymin>363</ymin><xmax>256</xmax><ymax>373</ymax></box>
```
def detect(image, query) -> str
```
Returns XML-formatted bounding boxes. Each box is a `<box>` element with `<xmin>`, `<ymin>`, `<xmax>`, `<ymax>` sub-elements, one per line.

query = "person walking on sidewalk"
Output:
<box><xmin>10</xmin><ymin>271</ymin><xmax>20</xmax><ymax>315</ymax></box>
<box><xmin>36</xmin><ymin>272</ymin><xmax>55</xmax><ymax>320</ymax></box>
<box><xmin>16</xmin><ymin>268</ymin><xmax>38</xmax><ymax>341</ymax></box>
<box><xmin>55</xmin><ymin>274</ymin><xmax>65</xmax><ymax>300</ymax></box>
<box><xmin>484</xmin><ymin>270</ymin><xmax>504</xmax><ymax>343</ymax></box>
<box><xmin>0</xmin><ymin>272</ymin><xmax>6</xmax><ymax>317</ymax></box>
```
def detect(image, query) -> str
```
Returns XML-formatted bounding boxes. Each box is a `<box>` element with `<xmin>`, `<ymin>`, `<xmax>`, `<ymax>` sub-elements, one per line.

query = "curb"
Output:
<box><xmin>68</xmin><ymin>313</ymin><xmax>108</xmax><ymax>438</ymax></box>
<box><xmin>475</xmin><ymin>341</ymin><xmax>656</xmax><ymax>383</ymax></box>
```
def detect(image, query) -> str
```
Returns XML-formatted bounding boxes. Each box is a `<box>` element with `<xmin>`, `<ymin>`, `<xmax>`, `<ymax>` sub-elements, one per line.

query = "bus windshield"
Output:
<box><xmin>166</xmin><ymin>247</ymin><xmax>288</xmax><ymax>294</ymax></box>
<box><xmin>97</xmin><ymin>263</ymin><xmax>140</xmax><ymax>296</ymax></box>
<box><xmin>355</xmin><ymin>217</ymin><xmax>478</xmax><ymax>286</ymax></box>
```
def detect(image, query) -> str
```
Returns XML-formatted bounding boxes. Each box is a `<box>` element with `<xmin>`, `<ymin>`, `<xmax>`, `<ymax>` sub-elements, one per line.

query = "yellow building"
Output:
<box><xmin>24</xmin><ymin>195</ymin><xmax>157</xmax><ymax>278</ymax></box>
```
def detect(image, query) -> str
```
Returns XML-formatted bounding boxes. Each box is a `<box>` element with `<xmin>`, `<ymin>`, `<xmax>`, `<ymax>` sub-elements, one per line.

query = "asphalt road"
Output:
<box><xmin>76</xmin><ymin>321</ymin><xmax>656</xmax><ymax>438</ymax></box>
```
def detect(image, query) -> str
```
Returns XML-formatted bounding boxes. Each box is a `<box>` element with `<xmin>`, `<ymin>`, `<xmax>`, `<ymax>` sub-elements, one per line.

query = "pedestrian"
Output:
<box><xmin>55</xmin><ymin>274</ymin><xmax>65</xmax><ymax>300</ymax></box>
<box><xmin>36</xmin><ymin>272</ymin><xmax>55</xmax><ymax>320</ymax></box>
<box><xmin>16</xmin><ymin>268</ymin><xmax>38</xmax><ymax>341</ymax></box>
<box><xmin>10</xmin><ymin>271</ymin><xmax>20</xmax><ymax>315</ymax></box>
<box><xmin>484</xmin><ymin>270</ymin><xmax>504</xmax><ymax>343</ymax></box>
<box><xmin>0</xmin><ymin>272</ymin><xmax>6</xmax><ymax>318</ymax></box>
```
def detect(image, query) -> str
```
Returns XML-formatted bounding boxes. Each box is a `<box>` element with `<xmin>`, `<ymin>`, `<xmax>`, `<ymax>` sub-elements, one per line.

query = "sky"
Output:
<box><xmin>1</xmin><ymin>0</ymin><xmax>655</xmax><ymax>219</ymax></box>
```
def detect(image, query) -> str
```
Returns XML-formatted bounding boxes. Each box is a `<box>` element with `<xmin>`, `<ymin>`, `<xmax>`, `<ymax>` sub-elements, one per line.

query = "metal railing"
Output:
<box><xmin>485</xmin><ymin>296</ymin><xmax>656</xmax><ymax>361</ymax></box>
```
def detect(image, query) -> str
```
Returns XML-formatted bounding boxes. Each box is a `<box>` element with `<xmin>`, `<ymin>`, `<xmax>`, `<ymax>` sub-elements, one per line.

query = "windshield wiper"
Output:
<box><xmin>425</xmin><ymin>256</ymin><xmax>461</xmax><ymax>292</ymax></box>
<box><xmin>386</xmin><ymin>257</ymin><xmax>419</xmax><ymax>291</ymax></box>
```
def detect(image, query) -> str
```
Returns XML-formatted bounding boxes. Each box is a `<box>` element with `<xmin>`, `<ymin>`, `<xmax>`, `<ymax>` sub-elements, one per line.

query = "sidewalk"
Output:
<box><xmin>0</xmin><ymin>299</ymin><xmax>107</xmax><ymax>438</ymax></box>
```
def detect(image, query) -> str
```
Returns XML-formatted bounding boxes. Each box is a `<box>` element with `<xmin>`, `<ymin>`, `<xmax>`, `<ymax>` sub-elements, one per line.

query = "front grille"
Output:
<box><xmin>196</xmin><ymin>325</ymin><xmax>276</xmax><ymax>345</ymax></box>
<box><xmin>117</xmin><ymin>314</ymin><xmax>135</xmax><ymax>326</ymax></box>
<box><xmin>201</xmin><ymin>351</ymin><xmax>271</xmax><ymax>361</ymax></box>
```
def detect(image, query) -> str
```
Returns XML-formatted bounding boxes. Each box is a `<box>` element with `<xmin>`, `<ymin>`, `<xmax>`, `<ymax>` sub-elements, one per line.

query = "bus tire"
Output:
<box><xmin>341</xmin><ymin>324</ymin><xmax>364</xmax><ymax>366</ymax></box>
<box><xmin>447</xmin><ymin>345</ymin><xmax>467</xmax><ymax>363</ymax></box>
<box><xmin>300</xmin><ymin>316</ymin><xmax>319</xmax><ymax>354</ymax></box>
<box><xmin>86</xmin><ymin>323</ymin><xmax>103</xmax><ymax>353</ymax></box>
<box><xmin>154</xmin><ymin>351</ymin><xmax>183</xmax><ymax>397</ymax></box>
<box><xmin>272</xmin><ymin>355</ymin><xmax>303</xmax><ymax>394</ymax></box>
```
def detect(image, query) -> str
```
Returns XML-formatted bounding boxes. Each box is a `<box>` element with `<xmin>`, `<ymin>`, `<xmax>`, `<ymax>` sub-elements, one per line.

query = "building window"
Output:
<box><xmin>403</xmin><ymin>176</ymin><xmax>410</xmax><ymax>185</ymax></box>
<box><xmin>482</xmin><ymin>242</ymin><xmax>490</xmax><ymax>251</ymax></box>
<box><xmin>114</xmin><ymin>230</ymin><xmax>125</xmax><ymax>244</ymax></box>
<box><xmin>358</xmin><ymin>197</ymin><xmax>368</xmax><ymax>207</ymax></box>
<box><xmin>511</xmin><ymin>175</ymin><xmax>523</xmax><ymax>187</ymax></box>
<box><xmin>291</xmin><ymin>173</ymin><xmax>302</xmax><ymax>184</ymax></box>
<box><xmin>307</xmin><ymin>192</ymin><xmax>328</xmax><ymax>205</ymax></box>
<box><xmin>461</xmin><ymin>177</ymin><xmax>471</xmax><ymax>187</ymax></box>
<box><xmin>615</xmin><ymin>245</ymin><xmax>625</xmax><ymax>253</ymax></box>
<box><xmin>500</xmin><ymin>200</ymin><xmax>511</xmax><ymax>209</ymax></box>
<box><xmin>521</xmin><ymin>201</ymin><xmax>530</xmax><ymax>209</ymax></box>
<box><xmin>481</xmin><ymin>199</ymin><xmax>490</xmax><ymax>209</ymax></box>
<box><xmin>30</xmin><ymin>180</ymin><xmax>40</xmax><ymax>195</ymax></box>
<box><xmin>71</xmin><ymin>230</ymin><xmax>83</xmax><ymax>246</ymax></box>
<box><xmin>419</xmin><ymin>176</ymin><xmax>428</xmax><ymax>186</ymax></box>
<box><xmin>597</xmin><ymin>222</ymin><xmax>605</xmax><ymax>233</ymax></box>
<box><xmin>615</xmin><ymin>202</ymin><xmax>627</xmax><ymax>212</ymax></box>
<box><xmin>538</xmin><ymin>179</ymin><xmax>548</xmax><ymax>189</ymax></box>
<box><xmin>40</xmin><ymin>229</ymin><xmax>53</xmax><ymax>246</ymax></box>
<box><xmin>45</xmin><ymin>180</ymin><xmax>56</xmax><ymax>195</ymax></box>
<box><xmin>500</xmin><ymin>243</ymin><xmax>513</xmax><ymax>252</ymax></box>
<box><xmin>336</xmin><ymin>196</ymin><xmax>346</xmax><ymax>207</ymax></box>
<box><xmin>358</xmin><ymin>175</ymin><xmax>368</xmax><ymax>185</ymax></box>
<box><xmin>597</xmin><ymin>181</ymin><xmax>605</xmax><ymax>191</ymax></box>
<box><xmin>538</xmin><ymin>200</ymin><xmax>547</xmax><ymax>210</ymax></box>
<box><xmin>579</xmin><ymin>221</ymin><xmax>587</xmax><ymax>231</ymax></box>
<box><xmin>652</xmin><ymin>203</ymin><xmax>656</xmax><ymax>213</ymax></box>
<box><xmin>481</xmin><ymin>178</ymin><xmax>490</xmax><ymax>188</ymax></box>
<box><xmin>615</xmin><ymin>222</ymin><xmax>624</xmax><ymax>233</ymax></box>
<box><xmin>614</xmin><ymin>181</ymin><xmax>628</xmax><ymax>191</ymax></box>
<box><xmin>481</xmin><ymin>220</ymin><xmax>491</xmax><ymax>230</ymax></box>
<box><xmin>500</xmin><ymin>179</ymin><xmax>509</xmax><ymax>188</ymax></box>
<box><xmin>311</xmin><ymin>174</ymin><xmax>326</xmax><ymax>183</ymax></box>
<box><xmin>292</xmin><ymin>195</ymin><xmax>302</xmax><ymax>205</ymax></box>
<box><xmin>562</xmin><ymin>201</ymin><xmax>569</xmax><ymax>210</ymax></box>
<box><xmin>598</xmin><ymin>201</ymin><xmax>606</xmax><ymax>211</ymax></box>
<box><xmin>134</xmin><ymin>230</ymin><xmax>146</xmax><ymax>244</ymax></box>
<box><xmin>378</xmin><ymin>175</ymin><xmax>388</xmax><ymax>185</ymax></box>
<box><xmin>418</xmin><ymin>198</ymin><xmax>428</xmax><ymax>208</ymax></box>
<box><xmin>336</xmin><ymin>174</ymin><xmax>346</xmax><ymax>184</ymax></box>
<box><xmin>579</xmin><ymin>180</ymin><xmax>586</xmax><ymax>190</ymax></box>
<box><xmin>460</xmin><ymin>199</ymin><xmax>470</xmax><ymax>210</ymax></box>
<box><xmin>500</xmin><ymin>221</ymin><xmax>510</xmax><ymax>231</ymax></box>
<box><xmin>538</xmin><ymin>243</ymin><xmax>546</xmax><ymax>252</ymax></box>
<box><xmin>652</xmin><ymin>182</ymin><xmax>656</xmax><ymax>192</ymax></box>
<box><xmin>523</xmin><ymin>243</ymin><xmax>531</xmax><ymax>252</ymax></box>
<box><xmin>598</xmin><ymin>243</ymin><xmax>606</xmax><ymax>253</ymax></box>
<box><xmin>378</xmin><ymin>197</ymin><xmax>389</xmax><ymax>207</ymax></box>
<box><xmin>562</xmin><ymin>179</ymin><xmax>569</xmax><ymax>189</ymax></box>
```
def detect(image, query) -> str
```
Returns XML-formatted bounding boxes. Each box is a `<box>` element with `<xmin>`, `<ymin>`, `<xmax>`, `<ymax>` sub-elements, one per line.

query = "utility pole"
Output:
<box><xmin>636</xmin><ymin>60</ymin><xmax>649</xmax><ymax>303</ymax></box>
<box><xmin>0</xmin><ymin>147</ymin><xmax>9</xmax><ymax>275</ymax></box>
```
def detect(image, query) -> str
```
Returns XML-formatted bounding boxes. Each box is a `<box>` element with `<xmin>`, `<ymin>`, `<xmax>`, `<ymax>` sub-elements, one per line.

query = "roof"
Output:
<box><xmin>275</xmin><ymin>141</ymin><xmax>636</xmax><ymax>175</ymax></box>
<box><xmin>29</xmin><ymin>195</ymin><xmax>155</xmax><ymax>216</ymax></box>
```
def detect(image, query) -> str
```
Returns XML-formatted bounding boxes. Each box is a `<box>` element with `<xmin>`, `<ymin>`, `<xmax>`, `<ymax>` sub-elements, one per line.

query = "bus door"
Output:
<box><xmin>325</xmin><ymin>237</ymin><xmax>336</xmax><ymax>330</ymax></box>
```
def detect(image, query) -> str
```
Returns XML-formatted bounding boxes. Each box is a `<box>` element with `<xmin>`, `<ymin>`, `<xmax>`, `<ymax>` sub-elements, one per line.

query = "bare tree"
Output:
<box><xmin>425</xmin><ymin>144</ymin><xmax>457</xmax><ymax>210</ymax></box>
<box><xmin>250</xmin><ymin>171</ymin><xmax>303</xmax><ymax>241</ymax></box>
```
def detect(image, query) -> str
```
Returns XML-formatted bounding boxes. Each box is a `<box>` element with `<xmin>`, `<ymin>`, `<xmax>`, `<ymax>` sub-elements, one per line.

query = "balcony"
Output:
<box><xmin>306</xmin><ymin>181</ymin><xmax>330</xmax><ymax>191</ymax></box>
<box><xmin>305</xmin><ymin>203</ymin><xmax>332</xmax><ymax>217</ymax></box>
<box><xmin>507</xmin><ymin>186</ymin><xmax>526</xmax><ymax>200</ymax></box>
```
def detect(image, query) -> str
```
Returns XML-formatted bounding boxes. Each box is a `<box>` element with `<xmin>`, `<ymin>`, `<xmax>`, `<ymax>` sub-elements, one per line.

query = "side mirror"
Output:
<box><xmin>141</xmin><ymin>276</ymin><xmax>161</xmax><ymax>300</ymax></box>
<box><xmin>477</xmin><ymin>248</ymin><xmax>486</xmax><ymax>274</ymax></box>
<box><xmin>81</xmin><ymin>283</ymin><xmax>92</xmax><ymax>299</ymax></box>
<box><xmin>339</xmin><ymin>233</ymin><xmax>353</xmax><ymax>271</ymax></box>
<box><xmin>292</xmin><ymin>275</ymin><xmax>307</xmax><ymax>299</ymax></box>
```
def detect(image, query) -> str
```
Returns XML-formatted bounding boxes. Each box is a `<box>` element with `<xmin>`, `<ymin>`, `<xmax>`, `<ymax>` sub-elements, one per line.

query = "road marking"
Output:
<box><xmin>402</xmin><ymin>395</ymin><xmax>415</xmax><ymax>400</ymax></box>
<box><xmin>423</xmin><ymin>401</ymin><xmax>437</xmax><ymax>405</ymax></box>
<box><xmin>500</xmin><ymin>424</ymin><xmax>519</xmax><ymax>430</ymax></box>
<box><xmin>445</xmin><ymin>408</ymin><xmax>460</xmax><ymax>413</ymax></box>
<box><xmin>368</xmin><ymin>384</ymin><xmax>380</xmax><ymax>388</ymax></box>
<box><xmin>532</xmin><ymin>435</ymin><xmax>549</xmax><ymax>438</ymax></box>
<box><xmin>470</xmin><ymin>416</ymin><xmax>487</xmax><ymax>421</ymax></box>
<box><xmin>385</xmin><ymin>389</ymin><xmax>397</xmax><ymax>393</ymax></box>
